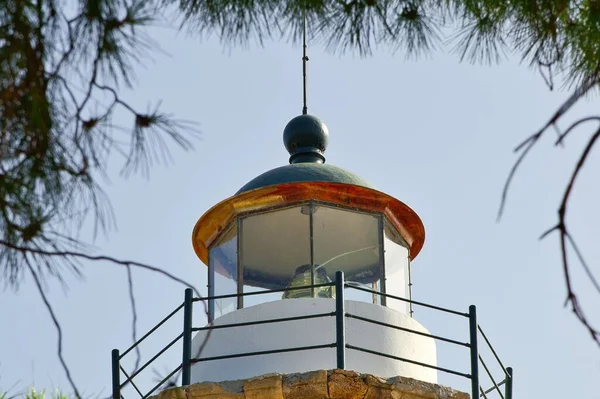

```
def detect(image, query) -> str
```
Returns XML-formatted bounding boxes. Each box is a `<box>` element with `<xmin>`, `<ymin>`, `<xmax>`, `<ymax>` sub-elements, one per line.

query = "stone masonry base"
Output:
<box><xmin>154</xmin><ymin>370</ymin><xmax>469</xmax><ymax>399</ymax></box>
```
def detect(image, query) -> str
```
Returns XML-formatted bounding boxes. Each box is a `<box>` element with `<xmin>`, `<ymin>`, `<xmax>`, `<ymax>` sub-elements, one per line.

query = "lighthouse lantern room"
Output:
<box><xmin>189</xmin><ymin>114</ymin><xmax>437</xmax><ymax>383</ymax></box>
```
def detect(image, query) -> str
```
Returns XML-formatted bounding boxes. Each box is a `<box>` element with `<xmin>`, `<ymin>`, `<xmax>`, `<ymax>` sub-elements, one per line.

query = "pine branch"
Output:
<box><xmin>1</xmin><ymin>239</ymin><xmax>214</xmax><ymax>396</ymax></box>
<box><xmin>26</xmin><ymin>259</ymin><xmax>83</xmax><ymax>399</ymax></box>
<box><xmin>1</xmin><ymin>0</ymin><xmax>201</xmax><ymax>289</ymax></box>
<box><xmin>499</xmin><ymin>100</ymin><xmax>600</xmax><ymax>348</ymax></box>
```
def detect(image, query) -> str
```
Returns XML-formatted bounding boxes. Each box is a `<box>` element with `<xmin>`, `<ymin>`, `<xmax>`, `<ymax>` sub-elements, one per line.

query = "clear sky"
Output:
<box><xmin>1</xmin><ymin>17</ymin><xmax>599</xmax><ymax>399</ymax></box>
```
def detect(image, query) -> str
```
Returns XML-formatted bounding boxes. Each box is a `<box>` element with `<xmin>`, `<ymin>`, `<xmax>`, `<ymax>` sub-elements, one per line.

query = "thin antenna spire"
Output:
<box><xmin>302</xmin><ymin>13</ymin><xmax>309</xmax><ymax>115</ymax></box>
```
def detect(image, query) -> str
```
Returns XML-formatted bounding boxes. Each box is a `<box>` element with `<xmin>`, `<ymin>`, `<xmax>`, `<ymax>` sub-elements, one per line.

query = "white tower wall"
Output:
<box><xmin>190</xmin><ymin>299</ymin><xmax>437</xmax><ymax>384</ymax></box>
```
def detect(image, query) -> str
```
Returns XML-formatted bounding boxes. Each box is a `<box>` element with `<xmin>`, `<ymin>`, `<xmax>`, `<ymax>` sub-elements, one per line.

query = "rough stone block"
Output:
<box><xmin>283</xmin><ymin>370</ymin><xmax>329</xmax><ymax>399</ymax></box>
<box><xmin>363</xmin><ymin>375</ymin><xmax>401</xmax><ymax>399</ymax></box>
<box><xmin>328</xmin><ymin>370</ymin><xmax>368</xmax><ymax>399</ymax></box>
<box><xmin>155</xmin><ymin>369</ymin><xmax>470</xmax><ymax>399</ymax></box>
<box><xmin>186</xmin><ymin>382</ymin><xmax>244</xmax><ymax>399</ymax></box>
<box><xmin>244</xmin><ymin>375</ymin><xmax>284</xmax><ymax>399</ymax></box>
<box><xmin>388</xmin><ymin>376</ymin><xmax>469</xmax><ymax>399</ymax></box>
<box><xmin>157</xmin><ymin>387</ymin><xmax>187</xmax><ymax>399</ymax></box>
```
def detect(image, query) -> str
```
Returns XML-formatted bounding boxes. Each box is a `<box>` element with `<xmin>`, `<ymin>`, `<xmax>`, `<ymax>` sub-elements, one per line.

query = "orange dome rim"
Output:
<box><xmin>191</xmin><ymin>182</ymin><xmax>425</xmax><ymax>267</ymax></box>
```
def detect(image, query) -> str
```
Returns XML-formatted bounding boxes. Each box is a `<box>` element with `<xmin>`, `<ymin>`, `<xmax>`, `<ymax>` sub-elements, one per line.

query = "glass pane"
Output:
<box><xmin>313</xmin><ymin>204</ymin><xmax>381</xmax><ymax>303</ymax></box>
<box><xmin>209</xmin><ymin>224</ymin><xmax>238</xmax><ymax>319</ymax></box>
<box><xmin>371</xmin><ymin>279</ymin><xmax>383</xmax><ymax>306</ymax></box>
<box><xmin>243</xmin><ymin>286</ymin><xmax>286</xmax><ymax>308</ymax></box>
<box><xmin>241</xmin><ymin>206</ymin><xmax>311</xmax><ymax>305</ymax></box>
<box><xmin>384</xmin><ymin>221</ymin><xmax>410</xmax><ymax>314</ymax></box>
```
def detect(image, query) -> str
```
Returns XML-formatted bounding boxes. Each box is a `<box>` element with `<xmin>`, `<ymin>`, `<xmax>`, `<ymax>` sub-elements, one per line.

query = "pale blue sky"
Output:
<box><xmin>2</xmin><ymin>19</ymin><xmax>599</xmax><ymax>399</ymax></box>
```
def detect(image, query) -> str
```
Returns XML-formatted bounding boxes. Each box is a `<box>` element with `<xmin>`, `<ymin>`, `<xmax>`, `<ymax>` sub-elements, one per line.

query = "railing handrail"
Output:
<box><xmin>346</xmin><ymin>344</ymin><xmax>472</xmax><ymax>379</ymax></box>
<box><xmin>345</xmin><ymin>312</ymin><xmax>471</xmax><ymax>348</ymax></box>
<box><xmin>112</xmin><ymin>275</ymin><xmax>513</xmax><ymax>399</ymax></box>
<box><xmin>482</xmin><ymin>379</ymin><xmax>506</xmax><ymax>395</ymax></box>
<box><xmin>193</xmin><ymin>282</ymin><xmax>469</xmax><ymax>320</ymax></box>
<box><xmin>122</xmin><ymin>332</ymin><xmax>184</xmax><ymax>385</ymax></box>
<box><xmin>193</xmin><ymin>282</ymin><xmax>335</xmax><ymax>302</ymax></box>
<box><xmin>479</xmin><ymin>355</ymin><xmax>505</xmax><ymax>399</ymax></box>
<box><xmin>478</xmin><ymin>325</ymin><xmax>509</xmax><ymax>376</ymax></box>
<box><xmin>120</xmin><ymin>303</ymin><xmax>185</xmax><ymax>359</ymax></box>
<box><xmin>191</xmin><ymin>343</ymin><xmax>336</xmax><ymax>363</ymax></box>
<box><xmin>344</xmin><ymin>284</ymin><xmax>470</xmax><ymax>318</ymax></box>
<box><xmin>192</xmin><ymin>311</ymin><xmax>335</xmax><ymax>332</ymax></box>
<box><xmin>476</xmin><ymin>325</ymin><xmax>513</xmax><ymax>398</ymax></box>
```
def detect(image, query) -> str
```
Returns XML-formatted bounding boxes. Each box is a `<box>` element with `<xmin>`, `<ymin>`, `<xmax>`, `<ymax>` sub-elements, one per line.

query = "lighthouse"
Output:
<box><xmin>110</xmin><ymin>37</ymin><xmax>513</xmax><ymax>399</ymax></box>
<box><xmin>111</xmin><ymin>111</ymin><xmax>514</xmax><ymax>399</ymax></box>
<box><xmin>190</xmin><ymin>113</ymin><xmax>433</xmax><ymax>383</ymax></box>
<box><xmin>178</xmin><ymin>112</ymin><xmax>512</xmax><ymax>398</ymax></box>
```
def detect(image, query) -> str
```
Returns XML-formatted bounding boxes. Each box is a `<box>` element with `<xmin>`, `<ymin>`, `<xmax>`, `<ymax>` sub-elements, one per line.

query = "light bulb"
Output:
<box><xmin>282</xmin><ymin>264</ymin><xmax>335</xmax><ymax>299</ymax></box>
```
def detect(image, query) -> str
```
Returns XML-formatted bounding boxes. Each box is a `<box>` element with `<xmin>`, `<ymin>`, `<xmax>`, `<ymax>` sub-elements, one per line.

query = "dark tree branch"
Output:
<box><xmin>1</xmin><ymin>240</ymin><xmax>214</xmax><ymax>395</ymax></box>
<box><xmin>501</xmin><ymin>105</ymin><xmax>600</xmax><ymax>347</ymax></box>
<box><xmin>126</xmin><ymin>265</ymin><xmax>142</xmax><ymax>373</ymax></box>
<box><xmin>0</xmin><ymin>240</ymin><xmax>203</xmax><ymax>299</ymax></box>
<box><xmin>551</xmin><ymin>124</ymin><xmax>600</xmax><ymax>342</ymax></box>
<box><xmin>497</xmin><ymin>78</ymin><xmax>598</xmax><ymax>220</ymax></box>
<box><xmin>26</xmin><ymin>258</ymin><xmax>82</xmax><ymax>399</ymax></box>
<box><xmin>564</xmin><ymin>229</ymin><xmax>600</xmax><ymax>295</ymax></box>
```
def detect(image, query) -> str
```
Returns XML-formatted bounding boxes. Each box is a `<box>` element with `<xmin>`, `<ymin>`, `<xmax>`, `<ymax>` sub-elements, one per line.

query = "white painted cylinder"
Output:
<box><xmin>191</xmin><ymin>299</ymin><xmax>437</xmax><ymax>383</ymax></box>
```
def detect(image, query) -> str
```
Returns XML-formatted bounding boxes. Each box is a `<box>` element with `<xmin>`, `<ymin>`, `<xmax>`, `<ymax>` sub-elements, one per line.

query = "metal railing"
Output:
<box><xmin>111</xmin><ymin>271</ymin><xmax>513</xmax><ymax>399</ymax></box>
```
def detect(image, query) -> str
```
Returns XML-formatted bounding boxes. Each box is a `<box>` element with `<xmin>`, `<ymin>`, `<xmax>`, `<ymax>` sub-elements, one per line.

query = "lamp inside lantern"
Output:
<box><xmin>282</xmin><ymin>264</ymin><xmax>335</xmax><ymax>299</ymax></box>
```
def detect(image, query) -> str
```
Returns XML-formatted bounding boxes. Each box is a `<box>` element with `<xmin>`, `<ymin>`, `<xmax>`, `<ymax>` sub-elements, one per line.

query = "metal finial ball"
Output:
<box><xmin>283</xmin><ymin>114</ymin><xmax>329</xmax><ymax>164</ymax></box>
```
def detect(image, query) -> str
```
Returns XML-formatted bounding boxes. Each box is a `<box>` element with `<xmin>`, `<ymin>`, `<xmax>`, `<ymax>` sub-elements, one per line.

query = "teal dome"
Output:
<box><xmin>236</xmin><ymin>114</ymin><xmax>373</xmax><ymax>194</ymax></box>
<box><xmin>236</xmin><ymin>162</ymin><xmax>374</xmax><ymax>194</ymax></box>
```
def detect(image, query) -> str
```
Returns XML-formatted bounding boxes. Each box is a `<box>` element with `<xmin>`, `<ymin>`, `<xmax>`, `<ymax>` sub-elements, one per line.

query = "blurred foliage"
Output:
<box><xmin>1</xmin><ymin>387</ymin><xmax>70</xmax><ymax>399</ymax></box>
<box><xmin>1</xmin><ymin>0</ymin><xmax>599</xmax><ymax>394</ymax></box>
<box><xmin>2</xmin><ymin>0</ymin><xmax>600</xmax><ymax>288</ymax></box>
<box><xmin>0</xmin><ymin>0</ymin><xmax>199</xmax><ymax>288</ymax></box>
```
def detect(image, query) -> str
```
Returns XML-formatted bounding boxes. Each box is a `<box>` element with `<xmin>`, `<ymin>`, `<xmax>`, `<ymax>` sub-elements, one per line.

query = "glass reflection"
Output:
<box><xmin>313</xmin><ymin>204</ymin><xmax>382</xmax><ymax>304</ymax></box>
<box><xmin>241</xmin><ymin>206</ymin><xmax>311</xmax><ymax>307</ymax></box>
<box><xmin>383</xmin><ymin>221</ymin><xmax>410</xmax><ymax>315</ymax></box>
<box><xmin>209</xmin><ymin>224</ymin><xmax>238</xmax><ymax>319</ymax></box>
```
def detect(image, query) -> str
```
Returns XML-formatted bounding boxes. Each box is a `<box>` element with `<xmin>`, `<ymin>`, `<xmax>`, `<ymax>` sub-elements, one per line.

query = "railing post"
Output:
<box><xmin>335</xmin><ymin>271</ymin><xmax>346</xmax><ymax>369</ymax></box>
<box><xmin>505</xmin><ymin>366</ymin><xmax>513</xmax><ymax>399</ymax></box>
<box><xmin>111</xmin><ymin>349</ymin><xmax>120</xmax><ymax>399</ymax></box>
<box><xmin>469</xmin><ymin>305</ymin><xmax>479</xmax><ymax>399</ymax></box>
<box><xmin>182</xmin><ymin>288</ymin><xmax>193</xmax><ymax>386</ymax></box>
